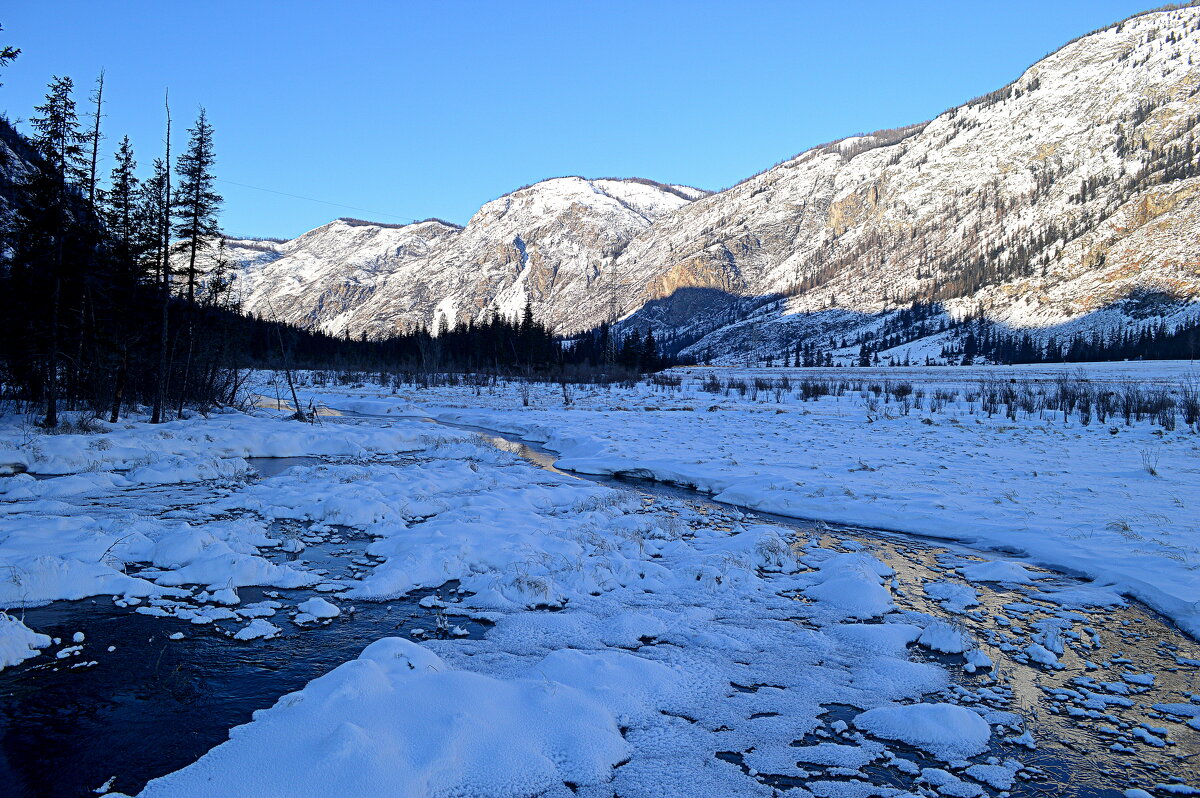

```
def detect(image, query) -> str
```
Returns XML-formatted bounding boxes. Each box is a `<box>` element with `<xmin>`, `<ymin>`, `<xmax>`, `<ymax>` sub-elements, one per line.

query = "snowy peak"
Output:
<box><xmin>227</xmin><ymin>175</ymin><xmax>701</xmax><ymax>336</ymax></box>
<box><xmin>471</xmin><ymin>176</ymin><xmax>697</xmax><ymax>227</ymax></box>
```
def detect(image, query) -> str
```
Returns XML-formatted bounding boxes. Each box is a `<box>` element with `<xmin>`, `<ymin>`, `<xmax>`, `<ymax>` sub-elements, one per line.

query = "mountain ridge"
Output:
<box><xmin>225</xmin><ymin>4</ymin><xmax>1200</xmax><ymax>363</ymax></box>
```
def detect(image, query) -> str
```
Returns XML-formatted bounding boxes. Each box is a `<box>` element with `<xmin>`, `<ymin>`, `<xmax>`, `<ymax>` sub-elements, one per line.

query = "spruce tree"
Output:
<box><xmin>31</xmin><ymin>75</ymin><xmax>88</xmax><ymax>186</ymax></box>
<box><xmin>136</xmin><ymin>157</ymin><xmax>170</xmax><ymax>280</ymax></box>
<box><xmin>172</xmin><ymin>107</ymin><xmax>221</xmax><ymax>307</ymax></box>
<box><xmin>26</xmin><ymin>75</ymin><xmax>88</xmax><ymax>427</ymax></box>
<box><xmin>105</xmin><ymin>135</ymin><xmax>139</xmax><ymax>260</ymax></box>
<box><xmin>100</xmin><ymin>137</ymin><xmax>142</xmax><ymax>423</ymax></box>
<box><xmin>171</xmin><ymin>107</ymin><xmax>220</xmax><ymax>416</ymax></box>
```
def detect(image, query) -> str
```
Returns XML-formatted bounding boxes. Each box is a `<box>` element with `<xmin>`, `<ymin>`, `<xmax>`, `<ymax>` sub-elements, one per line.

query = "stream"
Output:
<box><xmin>0</xmin><ymin>413</ymin><xmax>1196</xmax><ymax>797</ymax></box>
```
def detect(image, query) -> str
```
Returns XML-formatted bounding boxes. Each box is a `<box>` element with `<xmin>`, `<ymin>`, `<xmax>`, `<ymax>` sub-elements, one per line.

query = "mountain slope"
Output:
<box><xmin>614</xmin><ymin>5</ymin><xmax>1200</xmax><ymax>362</ymax></box>
<box><xmin>230</xmin><ymin>5</ymin><xmax>1200</xmax><ymax>362</ymax></box>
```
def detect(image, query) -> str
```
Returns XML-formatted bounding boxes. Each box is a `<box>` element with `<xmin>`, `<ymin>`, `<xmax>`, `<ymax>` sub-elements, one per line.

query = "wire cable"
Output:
<box><xmin>215</xmin><ymin>177</ymin><xmax>407</xmax><ymax>221</ymax></box>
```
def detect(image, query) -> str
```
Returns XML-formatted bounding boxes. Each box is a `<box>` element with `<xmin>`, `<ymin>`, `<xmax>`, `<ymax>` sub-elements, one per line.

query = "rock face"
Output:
<box><xmin>232</xmin><ymin>6</ymin><xmax>1200</xmax><ymax>361</ymax></box>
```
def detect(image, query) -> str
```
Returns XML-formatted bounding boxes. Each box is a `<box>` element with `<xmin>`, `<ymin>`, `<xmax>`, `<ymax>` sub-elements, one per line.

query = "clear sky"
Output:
<box><xmin>2</xmin><ymin>0</ymin><xmax>1155</xmax><ymax>239</ymax></box>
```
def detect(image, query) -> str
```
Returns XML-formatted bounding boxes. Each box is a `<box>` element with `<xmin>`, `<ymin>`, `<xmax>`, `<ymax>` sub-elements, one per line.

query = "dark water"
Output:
<box><xmin>0</xmin><ymin>579</ymin><xmax>488</xmax><ymax>797</ymax></box>
<box><xmin>244</xmin><ymin>456</ymin><xmax>323</xmax><ymax>478</ymax></box>
<box><xmin>0</xmin><ymin>414</ymin><xmax>1196</xmax><ymax>797</ymax></box>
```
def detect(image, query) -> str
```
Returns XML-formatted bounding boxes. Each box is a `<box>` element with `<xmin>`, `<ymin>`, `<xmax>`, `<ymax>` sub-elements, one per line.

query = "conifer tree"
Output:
<box><xmin>0</xmin><ymin>24</ymin><xmax>18</xmax><ymax>89</ymax></box>
<box><xmin>173</xmin><ymin>107</ymin><xmax>221</xmax><ymax>307</ymax></box>
<box><xmin>642</xmin><ymin>328</ymin><xmax>659</xmax><ymax>371</ymax></box>
<box><xmin>170</xmin><ymin>109</ymin><xmax>221</xmax><ymax>416</ymax></box>
<box><xmin>135</xmin><ymin>157</ymin><xmax>169</xmax><ymax>279</ymax></box>
<box><xmin>31</xmin><ymin>75</ymin><xmax>88</xmax><ymax>186</ymax></box>
<box><xmin>26</xmin><ymin>75</ymin><xmax>89</xmax><ymax>426</ymax></box>
<box><xmin>105</xmin><ymin>135</ymin><xmax>138</xmax><ymax>260</ymax></box>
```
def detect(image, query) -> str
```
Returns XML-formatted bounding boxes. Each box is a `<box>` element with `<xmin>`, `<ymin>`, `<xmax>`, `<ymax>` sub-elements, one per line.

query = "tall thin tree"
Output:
<box><xmin>29</xmin><ymin>75</ymin><xmax>87</xmax><ymax>427</ymax></box>
<box><xmin>173</xmin><ymin>108</ymin><xmax>220</xmax><ymax>309</ymax></box>
<box><xmin>105</xmin><ymin>135</ymin><xmax>138</xmax><ymax>258</ymax></box>
<box><xmin>171</xmin><ymin>107</ymin><xmax>221</xmax><ymax>416</ymax></box>
<box><xmin>151</xmin><ymin>93</ymin><xmax>172</xmax><ymax>424</ymax></box>
<box><xmin>86</xmin><ymin>69</ymin><xmax>104</xmax><ymax>209</ymax></box>
<box><xmin>104</xmin><ymin>135</ymin><xmax>139</xmax><ymax>422</ymax></box>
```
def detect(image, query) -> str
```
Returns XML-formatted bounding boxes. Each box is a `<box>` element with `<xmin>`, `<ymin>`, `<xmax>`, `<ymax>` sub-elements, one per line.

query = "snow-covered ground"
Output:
<box><xmin>303</xmin><ymin>362</ymin><xmax>1200</xmax><ymax>639</ymax></box>
<box><xmin>0</xmin><ymin>363</ymin><xmax>1197</xmax><ymax>796</ymax></box>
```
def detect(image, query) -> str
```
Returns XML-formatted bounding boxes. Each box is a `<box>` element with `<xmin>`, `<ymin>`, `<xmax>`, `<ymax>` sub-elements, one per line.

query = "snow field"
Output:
<box><xmin>308</xmin><ymin>363</ymin><xmax>1200</xmax><ymax>638</ymax></box>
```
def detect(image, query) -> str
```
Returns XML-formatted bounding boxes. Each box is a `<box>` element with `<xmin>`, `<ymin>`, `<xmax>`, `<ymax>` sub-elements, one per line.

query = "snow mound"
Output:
<box><xmin>0</xmin><ymin>613</ymin><xmax>51</xmax><ymax>670</ymax></box>
<box><xmin>232</xmin><ymin>619</ymin><xmax>281</xmax><ymax>641</ymax></box>
<box><xmin>959</xmin><ymin>561</ymin><xmax>1042</xmax><ymax>584</ymax></box>
<box><xmin>295</xmin><ymin>597</ymin><xmax>340</xmax><ymax>623</ymax></box>
<box><xmin>127</xmin><ymin>638</ymin><xmax>630</xmax><ymax>798</ymax></box>
<box><xmin>854</xmin><ymin>702</ymin><xmax>991</xmax><ymax>760</ymax></box>
<box><xmin>803</xmin><ymin>552</ymin><xmax>895</xmax><ymax>620</ymax></box>
<box><xmin>918</xmin><ymin>621</ymin><xmax>971</xmax><ymax>654</ymax></box>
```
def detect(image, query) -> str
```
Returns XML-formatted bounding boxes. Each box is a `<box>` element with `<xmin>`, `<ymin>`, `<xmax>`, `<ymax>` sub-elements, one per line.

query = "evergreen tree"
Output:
<box><xmin>31</xmin><ymin>75</ymin><xmax>88</xmax><ymax>186</ymax></box>
<box><xmin>171</xmin><ymin>108</ymin><xmax>220</xmax><ymax>416</ymax></box>
<box><xmin>23</xmin><ymin>75</ymin><xmax>90</xmax><ymax>426</ymax></box>
<box><xmin>642</xmin><ymin>328</ymin><xmax>659</xmax><ymax>371</ymax></box>
<box><xmin>0</xmin><ymin>24</ymin><xmax>18</xmax><ymax>89</ymax></box>
<box><xmin>172</xmin><ymin>107</ymin><xmax>221</xmax><ymax>307</ymax></box>
<box><xmin>105</xmin><ymin>135</ymin><xmax>139</xmax><ymax>260</ymax></box>
<box><xmin>136</xmin><ymin>157</ymin><xmax>170</xmax><ymax>280</ymax></box>
<box><xmin>620</xmin><ymin>329</ymin><xmax>642</xmax><ymax>370</ymax></box>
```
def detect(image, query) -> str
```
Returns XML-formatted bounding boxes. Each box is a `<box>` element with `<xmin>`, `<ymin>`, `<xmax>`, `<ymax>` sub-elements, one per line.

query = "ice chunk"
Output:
<box><xmin>854</xmin><ymin>703</ymin><xmax>991</xmax><ymax>760</ymax></box>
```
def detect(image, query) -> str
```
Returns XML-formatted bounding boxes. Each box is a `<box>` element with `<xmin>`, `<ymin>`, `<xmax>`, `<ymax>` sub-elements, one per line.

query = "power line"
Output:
<box><xmin>215</xmin><ymin>177</ymin><xmax>407</xmax><ymax>221</ymax></box>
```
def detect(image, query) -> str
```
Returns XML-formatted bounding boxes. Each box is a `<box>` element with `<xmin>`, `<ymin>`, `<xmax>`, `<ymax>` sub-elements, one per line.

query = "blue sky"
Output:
<box><xmin>3</xmin><ymin>1</ymin><xmax>1154</xmax><ymax>239</ymax></box>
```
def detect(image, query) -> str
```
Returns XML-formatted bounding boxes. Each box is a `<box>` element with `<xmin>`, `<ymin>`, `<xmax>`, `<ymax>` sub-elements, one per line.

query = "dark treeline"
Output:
<box><xmin>774</xmin><ymin>299</ymin><xmax>1200</xmax><ymax>368</ymax></box>
<box><xmin>247</xmin><ymin>306</ymin><xmax>666</xmax><ymax>378</ymax></box>
<box><xmin>943</xmin><ymin>316</ymin><xmax>1200</xmax><ymax>365</ymax></box>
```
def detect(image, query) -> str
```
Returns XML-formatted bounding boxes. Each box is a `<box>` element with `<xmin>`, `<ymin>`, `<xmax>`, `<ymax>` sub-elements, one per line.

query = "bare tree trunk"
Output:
<box><xmin>176</xmin><ymin>230</ymin><xmax>199</xmax><ymax>418</ymax></box>
<box><xmin>45</xmin><ymin>273</ymin><xmax>60</xmax><ymax>428</ymax></box>
<box><xmin>176</xmin><ymin>332</ymin><xmax>193</xmax><ymax>418</ymax></box>
<box><xmin>151</xmin><ymin>94</ymin><xmax>171</xmax><ymax>424</ymax></box>
<box><xmin>87</xmin><ymin>70</ymin><xmax>104</xmax><ymax>209</ymax></box>
<box><xmin>108</xmin><ymin>343</ymin><xmax>127</xmax><ymax>423</ymax></box>
<box><xmin>267</xmin><ymin>299</ymin><xmax>306</xmax><ymax>422</ymax></box>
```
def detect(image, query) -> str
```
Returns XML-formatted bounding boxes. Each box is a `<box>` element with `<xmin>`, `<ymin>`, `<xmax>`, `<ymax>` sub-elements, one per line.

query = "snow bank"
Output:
<box><xmin>0</xmin><ymin>612</ymin><xmax>51</xmax><ymax>670</ymax></box>
<box><xmin>0</xmin><ymin>410</ymin><xmax>425</xmax><ymax>477</ymax></box>
<box><xmin>123</xmin><ymin>638</ymin><xmax>630</xmax><ymax>798</ymax></box>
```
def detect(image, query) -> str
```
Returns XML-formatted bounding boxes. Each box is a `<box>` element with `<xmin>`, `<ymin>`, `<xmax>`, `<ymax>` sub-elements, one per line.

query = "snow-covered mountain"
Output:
<box><xmin>231</xmin><ymin>6</ymin><xmax>1200</xmax><ymax>361</ymax></box>
<box><xmin>225</xmin><ymin>177</ymin><xmax>705</xmax><ymax>337</ymax></box>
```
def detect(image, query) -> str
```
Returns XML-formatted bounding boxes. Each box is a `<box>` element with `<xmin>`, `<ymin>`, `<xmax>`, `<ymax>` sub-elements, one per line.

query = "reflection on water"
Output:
<box><xmin>251</xmin><ymin>395</ymin><xmax>342</xmax><ymax>416</ymax></box>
